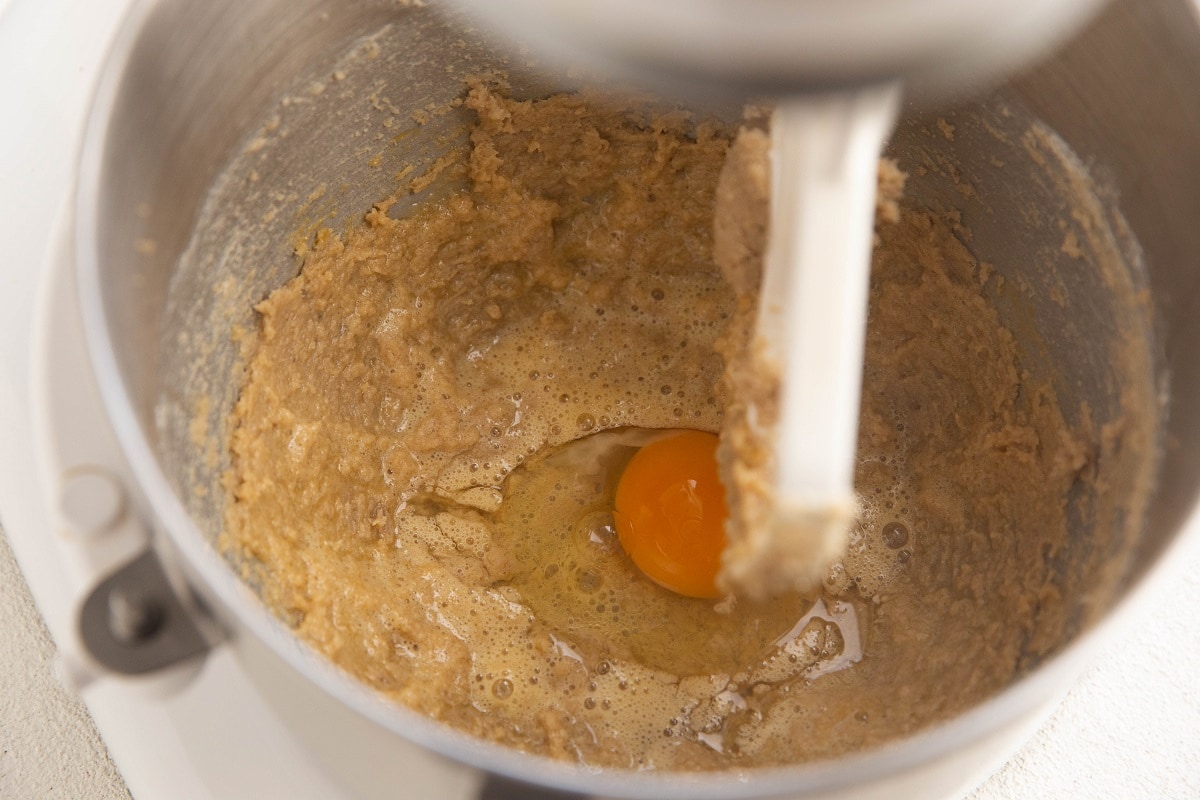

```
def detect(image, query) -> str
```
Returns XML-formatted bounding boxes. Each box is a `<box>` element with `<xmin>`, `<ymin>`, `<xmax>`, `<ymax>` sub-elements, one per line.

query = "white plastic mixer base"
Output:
<box><xmin>1</xmin><ymin>1</ymin><xmax>1199</xmax><ymax>799</ymax></box>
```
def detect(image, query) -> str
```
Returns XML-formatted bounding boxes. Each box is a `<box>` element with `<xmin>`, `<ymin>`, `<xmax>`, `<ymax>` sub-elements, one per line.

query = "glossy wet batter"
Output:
<box><xmin>224</xmin><ymin>81</ymin><xmax>1106</xmax><ymax>769</ymax></box>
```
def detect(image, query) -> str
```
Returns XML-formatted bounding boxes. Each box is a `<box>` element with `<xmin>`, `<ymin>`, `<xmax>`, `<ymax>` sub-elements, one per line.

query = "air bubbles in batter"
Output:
<box><xmin>882</xmin><ymin>522</ymin><xmax>909</xmax><ymax>549</ymax></box>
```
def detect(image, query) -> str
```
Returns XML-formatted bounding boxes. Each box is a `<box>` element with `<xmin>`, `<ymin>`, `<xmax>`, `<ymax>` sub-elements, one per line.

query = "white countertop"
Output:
<box><xmin>0</xmin><ymin>528</ymin><xmax>131</xmax><ymax>800</ymax></box>
<box><xmin>1</xmin><ymin>0</ymin><xmax>1199</xmax><ymax>798</ymax></box>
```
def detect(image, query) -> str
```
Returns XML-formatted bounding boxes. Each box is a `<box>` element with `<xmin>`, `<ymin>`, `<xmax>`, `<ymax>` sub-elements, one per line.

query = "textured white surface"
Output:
<box><xmin>0</xmin><ymin>527</ymin><xmax>131</xmax><ymax>800</ymax></box>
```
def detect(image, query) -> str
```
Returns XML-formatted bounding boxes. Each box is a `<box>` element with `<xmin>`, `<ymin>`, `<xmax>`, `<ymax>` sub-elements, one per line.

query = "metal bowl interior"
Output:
<box><xmin>75</xmin><ymin>0</ymin><xmax>1200</xmax><ymax>796</ymax></box>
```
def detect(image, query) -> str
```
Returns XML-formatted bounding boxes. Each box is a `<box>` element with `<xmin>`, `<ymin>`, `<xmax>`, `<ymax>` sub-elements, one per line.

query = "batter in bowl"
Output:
<box><xmin>223</xmin><ymin>78</ymin><xmax>1154</xmax><ymax>769</ymax></box>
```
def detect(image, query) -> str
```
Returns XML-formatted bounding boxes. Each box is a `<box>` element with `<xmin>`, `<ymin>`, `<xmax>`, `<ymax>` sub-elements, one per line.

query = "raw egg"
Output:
<box><xmin>613</xmin><ymin>430</ymin><xmax>728</xmax><ymax>599</ymax></box>
<box><xmin>493</xmin><ymin>427</ymin><xmax>811</xmax><ymax>676</ymax></box>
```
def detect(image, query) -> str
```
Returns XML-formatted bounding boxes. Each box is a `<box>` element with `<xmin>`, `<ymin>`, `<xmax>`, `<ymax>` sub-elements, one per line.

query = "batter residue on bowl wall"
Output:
<box><xmin>223</xmin><ymin>79</ymin><xmax>1143</xmax><ymax>769</ymax></box>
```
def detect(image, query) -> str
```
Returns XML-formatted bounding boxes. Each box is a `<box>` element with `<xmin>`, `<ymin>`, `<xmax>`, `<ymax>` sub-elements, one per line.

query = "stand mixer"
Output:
<box><xmin>51</xmin><ymin>0</ymin><xmax>1200</xmax><ymax>797</ymax></box>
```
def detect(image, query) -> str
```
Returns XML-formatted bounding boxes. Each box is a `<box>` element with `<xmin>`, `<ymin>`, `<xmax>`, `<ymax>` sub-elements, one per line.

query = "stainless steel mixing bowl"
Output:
<box><xmin>75</xmin><ymin>0</ymin><xmax>1200</xmax><ymax>797</ymax></box>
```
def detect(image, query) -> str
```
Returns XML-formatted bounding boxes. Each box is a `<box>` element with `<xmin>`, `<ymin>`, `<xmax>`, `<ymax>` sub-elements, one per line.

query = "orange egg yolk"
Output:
<box><xmin>612</xmin><ymin>430</ymin><xmax>728</xmax><ymax>599</ymax></box>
